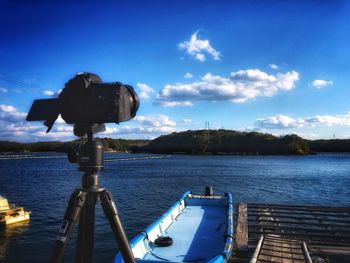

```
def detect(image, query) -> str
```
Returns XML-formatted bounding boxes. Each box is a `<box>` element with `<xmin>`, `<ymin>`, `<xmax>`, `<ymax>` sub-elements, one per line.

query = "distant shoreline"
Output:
<box><xmin>2</xmin><ymin>129</ymin><xmax>350</xmax><ymax>155</ymax></box>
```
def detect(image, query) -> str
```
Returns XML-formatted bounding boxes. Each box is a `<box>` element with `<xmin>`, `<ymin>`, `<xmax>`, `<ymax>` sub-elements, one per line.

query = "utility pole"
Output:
<box><xmin>201</xmin><ymin>122</ymin><xmax>210</xmax><ymax>153</ymax></box>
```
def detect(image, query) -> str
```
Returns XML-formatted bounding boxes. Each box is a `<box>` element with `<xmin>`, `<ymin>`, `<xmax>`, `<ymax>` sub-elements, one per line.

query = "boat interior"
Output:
<box><xmin>115</xmin><ymin>192</ymin><xmax>233</xmax><ymax>263</ymax></box>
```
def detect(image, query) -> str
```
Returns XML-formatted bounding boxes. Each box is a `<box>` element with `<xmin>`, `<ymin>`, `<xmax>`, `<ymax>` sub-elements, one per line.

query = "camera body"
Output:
<box><xmin>26</xmin><ymin>73</ymin><xmax>139</xmax><ymax>133</ymax></box>
<box><xmin>60</xmin><ymin>73</ymin><xmax>138</xmax><ymax>124</ymax></box>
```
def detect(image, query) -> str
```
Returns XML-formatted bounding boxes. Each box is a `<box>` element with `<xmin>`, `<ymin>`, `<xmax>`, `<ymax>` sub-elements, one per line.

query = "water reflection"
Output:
<box><xmin>0</xmin><ymin>222</ymin><xmax>30</xmax><ymax>261</ymax></box>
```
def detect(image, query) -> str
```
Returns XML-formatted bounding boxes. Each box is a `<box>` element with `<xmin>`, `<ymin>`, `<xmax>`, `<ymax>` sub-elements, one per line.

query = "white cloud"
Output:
<box><xmin>0</xmin><ymin>104</ymin><xmax>74</xmax><ymax>142</ymax></box>
<box><xmin>0</xmin><ymin>87</ymin><xmax>7</xmax><ymax>93</ymax></box>
<box><xmin>136</xmin><ymin>83</ymin><xmax>155</xmax><ymax>100</ymax></box>
<box><xmin>255</xmin><ymin>115</ymin><xmax>305</xmax><ymax>129</ymax></box>
<box><xmin>157</xmin><ymin>69</ymin><xmax>299</xmax><ymax>106</ymax></box>
<box><xmin>43</xmin><ymin>90</ymin><xmax>55</xmax><ymax>96</ymax></box>
<box><xmin>182</xmin><ymin>118</ymin><xmax>192</xmax><ymax>123</ymax></box>
<box><xmin>0</xmin><ymin>104</ymin><xmax>27</xmax><ymax>122</ymax></box>
<box><xmin>311</xmin><ymin>79</ymin><xmax>333</xmax><ymax>89</ymax></box>
<box><xmin>0</xmin><ymin>104</ymin><xmax>178</xmax><ymax>141</ymax></box>
<box><xmin>184</xmin><ymin>73</ymin><xmax>193</xmax><ymax>79</ymax></box>
<box><xmin>255</xmin><ymin>112</ymin><xmax>350</xmax><ymax>130</ymax></box>
<box><xmin>157</xmin><ymin>101</ymin><xmax>193</xmax><ymax>107</ymax></box>
<box><xmin>195</xmin><ymin>53</ymin><xmax>205</xmax><ymax>62</ymax></box>
<box><xmin>134</xmin><ymin>114</ymin><xmax>176</xmax><ymax>127</ymax></box>
<box><xmin>100</xmin><ymin>114</ymin><xmax>177</xmax><ymax>137</ymax></box>
<box><xmin>304</xmin><ymin>114</ymin><xmax>350</xmax><ymax>127</ymax></box>
<box><xmin>269</xmin><ymin>64</ymin><xmax>278</xmax><ymax>70</ymax></box>
<box><xmin>178</xmin><ymin>32</ymin><xmax>220</xmax><ymax>62</ymax></box>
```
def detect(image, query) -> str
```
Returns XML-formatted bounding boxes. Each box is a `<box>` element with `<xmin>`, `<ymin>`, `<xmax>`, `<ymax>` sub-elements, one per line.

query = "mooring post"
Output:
<box><xmin>235</xmin><ymin>203</ymin><xmax>249</xmax><ymax>256</ymax></box>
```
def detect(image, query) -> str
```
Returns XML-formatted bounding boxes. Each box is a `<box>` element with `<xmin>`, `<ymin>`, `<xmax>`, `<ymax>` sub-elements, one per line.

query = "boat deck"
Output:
<box><xmin>143</xmin><ymin>204</ymin><xmax>226</xmax><ymax>262</ymax></box>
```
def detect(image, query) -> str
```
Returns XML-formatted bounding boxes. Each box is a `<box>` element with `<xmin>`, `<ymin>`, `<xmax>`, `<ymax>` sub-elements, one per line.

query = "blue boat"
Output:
<box><xmin>115</xmin><ymin>191</ymin><xmax>233</xmax><ymax>263</ymax></box>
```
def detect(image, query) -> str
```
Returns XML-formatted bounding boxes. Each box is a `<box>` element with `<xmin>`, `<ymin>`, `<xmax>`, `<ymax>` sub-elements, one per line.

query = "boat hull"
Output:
<box><xmin>3</xmin><ymin>212</ymin><xmax>30</xmax><ymax>225</ymax></box>
<box><xmin>115</xmin><ymin>191</ymin><xmax>233</xmax><ymax>263</ymax></box>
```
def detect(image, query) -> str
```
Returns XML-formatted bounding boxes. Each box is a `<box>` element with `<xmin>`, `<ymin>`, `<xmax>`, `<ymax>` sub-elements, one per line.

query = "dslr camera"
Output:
<box><xmin>26</xmin><ymin>72</ymin><xmax>139</xmax><ymax>136</ymax></box>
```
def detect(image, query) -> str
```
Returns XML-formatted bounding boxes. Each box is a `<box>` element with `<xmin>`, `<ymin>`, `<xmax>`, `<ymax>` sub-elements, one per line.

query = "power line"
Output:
<box><xmin>0</xmin><ymin>71</ymin><xmax>42</xmax><ymax>90</ymax></box>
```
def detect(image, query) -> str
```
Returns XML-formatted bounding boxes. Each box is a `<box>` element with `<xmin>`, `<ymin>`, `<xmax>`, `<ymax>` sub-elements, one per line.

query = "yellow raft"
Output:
<box><xmin>0</xmin><ymin>195</ymin><xmax>30</xmax><ymax>226</ymax></box>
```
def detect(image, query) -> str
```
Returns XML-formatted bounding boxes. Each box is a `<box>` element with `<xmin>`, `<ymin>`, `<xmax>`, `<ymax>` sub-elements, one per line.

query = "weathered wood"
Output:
<box><xmin>234</xmin><ymin>203</ymin><xmax>350</xmax><ymax>262</ymax></box>
<box><xmin>249</xmin><ymin>235</ymin><xmax>263</xmax><ymax>263</ymax></box>
<box><xmin>249</xmin><ymin>230</ymin><xmax>350</xmax><ymax>241</ymax></box>
<box><xmin>302</xmin><ymin>242</ymin><xmax>313</xmax><ymax>263</ymax></box>
<box><xmin>309</xmin><ymin>245</ymin><xmax>350</xmax><ymax>255</ymax></box>
<box><xmin>297</xmin><ymin>240</ymin><xmax>350</xmax><ymax>247</ymax></box>
<box><xmin>249</xmin><ymin>213</ymin><xmax>350</xmax><ymax>223</ymax></box>
<box><xmin>248</xmin><ymin>224</ymin><xmax>350</xmax><ymax>233</ymax></box>
<box><xmin>248</xmin><ymin>218</ymin><xmax>350</xmax><ymax>228</ymax></box>
<box><xmin>235</xmin><ymin>203</ymin><xmax>249</xmax><ymax>253</ymax></box>
<box><xmin>250</xmin><ymin>209</ymin><xmax>350</xmax><ymax>218</ymax></box>
<box><xmin>253</xmin><ymin>234</ymin><xmax>307</xmax><ymax>263</ymax></box>
<box><xmin>247</xmin><ymin>203</ymin><xmax>350</xmax><ymax>212</ymax></box>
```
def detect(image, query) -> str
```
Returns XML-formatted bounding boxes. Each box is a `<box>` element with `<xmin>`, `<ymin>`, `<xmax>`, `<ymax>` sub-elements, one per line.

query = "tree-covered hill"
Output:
<box><xmin>308</xmin><ymin>139</ymin><xmax>350</xmax><ymax>153</ymax></box>
<box><xmin>133</xmin><ymin>130</ymin><xmax>310</xmax><ymax>155</ymax></box>
<box><xmin>0</xmin><ymin>138</ymin><xmax>149</xmax><ymax>152</ymax></box>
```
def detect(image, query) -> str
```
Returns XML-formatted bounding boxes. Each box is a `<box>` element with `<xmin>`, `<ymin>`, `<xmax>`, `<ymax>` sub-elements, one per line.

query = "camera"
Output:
<box><xmin>26</xmin><ymin>72</ymin><xmax>139</xmax><ymax>134</ymax></box>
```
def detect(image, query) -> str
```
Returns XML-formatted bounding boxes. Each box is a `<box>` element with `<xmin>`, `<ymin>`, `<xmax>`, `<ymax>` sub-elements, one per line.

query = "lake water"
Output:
<box><xmin>0</xmin><ymin>153</ymin><xmax>349</xmax><ymax>262</ymax></box>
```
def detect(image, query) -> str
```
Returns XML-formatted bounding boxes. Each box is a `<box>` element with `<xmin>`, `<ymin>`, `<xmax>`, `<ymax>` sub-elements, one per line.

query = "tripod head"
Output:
<box><xmin>67</xmin><ymin>124</ymin><xmax>105</xmax><ymax>173</ymax></box>
<box><xmin>66</xmin><ymin>124</ymin><xmax>108</xmax><ymax>192</ymax></box>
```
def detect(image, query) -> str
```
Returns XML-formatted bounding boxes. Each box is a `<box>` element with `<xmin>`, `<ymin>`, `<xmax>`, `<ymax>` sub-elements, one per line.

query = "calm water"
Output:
<box><xmin>0</xmin><ymin>153</ymin><xmax>349</xmax><ymax>262</ymax></box>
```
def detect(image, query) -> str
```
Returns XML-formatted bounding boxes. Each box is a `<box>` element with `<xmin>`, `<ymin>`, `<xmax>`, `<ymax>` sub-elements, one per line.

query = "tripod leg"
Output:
<box><xmin>100</xmin><ymin>190</ymin><xmax>135</xmax><ymax>263</ymax></box>
<box><xmin>49</xmin><ymin>190</ymin><xmax>86</xmax><ymax>263</ymax></box>
<box><xmin>75</xmin><ymin>192</ymin><xmax>98</xmax><ymax>263</ymax></box>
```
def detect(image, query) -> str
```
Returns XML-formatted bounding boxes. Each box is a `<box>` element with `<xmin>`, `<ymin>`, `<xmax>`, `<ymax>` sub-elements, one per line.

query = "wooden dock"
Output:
<box><xmin>249</xmin><ymin>234</ymin><xmax>312</xmax><ymax>263</ymax></box>
<box><xmin>233</xmin><ymin>203</ymin><xmax>350</xmax><ymax>263</ymax></box>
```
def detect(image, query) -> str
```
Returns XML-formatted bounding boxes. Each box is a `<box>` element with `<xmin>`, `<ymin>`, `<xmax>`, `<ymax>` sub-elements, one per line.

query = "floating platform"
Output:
<box><xmin>0</xmin><ymin>196</ymin><xmax>30</xmax><ymax>227</ymax></box>
<box><xmin>234</xmin><ymin>203</ymin><xmax>350</xmax><ymax>263</ymax></box>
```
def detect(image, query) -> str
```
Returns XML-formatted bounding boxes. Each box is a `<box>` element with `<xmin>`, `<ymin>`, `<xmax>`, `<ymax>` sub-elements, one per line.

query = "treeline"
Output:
<box><xmin>99</xmin><ymin>138</ymin><xmax>149</xmax><ymax>152</ymax></box>
<box><xmin>0</xmin><ymin>141</ymin><xmax>71</xmax><ymax>152</ymax></box>
<box><xmin>308</xmin><ymin>139</ymin><xmax>350</xmax><ymax>152</ymax></box>
<box><xmin>132</xmin><ymin>130</ymin><xmax>350</xmax><ymax>155</ymax></box>
<box><xmin>133</xmin><ymin>130</ymin><xmax>310</xmax><ymax>155</ymax></box>
<box><xmin>2</xmin><ymin>130</ymin><xmax>350</xmax><ymax>154</ymax></box>
<box><xmin>0</xmin><ymin>138</ymin><xmax>149</xmax><ymax>153</ymax></box>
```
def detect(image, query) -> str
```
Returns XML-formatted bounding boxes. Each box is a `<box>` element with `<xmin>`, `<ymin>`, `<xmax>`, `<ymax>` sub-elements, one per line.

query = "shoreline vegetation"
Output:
<box><xmin>1</xmin><ymin>130</ymin><xmax>350</xmax><ymax>155</ymax></box>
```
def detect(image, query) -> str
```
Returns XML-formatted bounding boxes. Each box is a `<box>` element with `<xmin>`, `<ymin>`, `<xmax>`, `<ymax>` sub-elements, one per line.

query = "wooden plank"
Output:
<box><xmin>309</xmin><ymin>245</ymin><xmax>350</xmax><ymax>255</ymax></box>
<box><xmin>291</xmin><ymin>240</ymin><xmax>350</xmax><ymax>247</ymax></box>
<box><xmin>248</xmin><ymin>218</ymin><xmax>350</xmax><ymax>228</ymax></box>
<box><xmin>249</xmin><ymin>213</ymin><xmax>350</xmax><ymax>224</ymax></box>
<box><xmin>240</xmin><ymin>203</ymin><xmax>350</xmax><ymax>262</ymax></box>
<box><xmin>249</xmin><ymin>230</ymin><xmax>350</xmax><ymax>240</ymax></box>
<box><xmin>249</xmin><ymin>235</ymin><xmax>263</xmax><ymax>263</ymax></box>
<box><xmin>247</xmin><ymin>203</ymin><xmax>350</xmax><ymax>212</ymax></box>
<box><xmin>255</xmin><ymin>235</ymin><xmax>307</xmax><ymax>263</ymax></box>
<box><xmin>302</xmin><ymin>242</ymin><xmax>313</xmax><ymax>263</ymax></box>
<box><xmin>248</xmin><ymin>224</ymin><xmax>350</xmax><ymax>233</ymax></box>
<box><xmin>250</xmin><ymin>210</ymin><xmax>350</xmax><ymax>218</ymax></box>
<box><xmin>281</xmin><ymin>241</ymin><xmax>292</xmax><ymax>263</ymax></box>
<box><xmin>235</xmin><ymin>203</ymin><xmax>249</xmax><ymax>253</ymax></box>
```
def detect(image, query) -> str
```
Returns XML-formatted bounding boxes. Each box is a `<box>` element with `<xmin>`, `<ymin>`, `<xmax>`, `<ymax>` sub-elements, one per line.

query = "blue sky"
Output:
<box><xmin>1</xmin><ymin>0</ymin><xmax>350</xmax><ymax>142</ymax></box>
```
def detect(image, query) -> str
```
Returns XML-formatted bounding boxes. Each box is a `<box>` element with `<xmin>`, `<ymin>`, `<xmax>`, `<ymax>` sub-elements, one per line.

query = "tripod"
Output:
<box><xmin>49</xmin><ymin>129</ymin><xmax>135</xmax><ymax>263</ymax></box>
